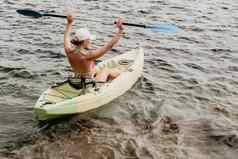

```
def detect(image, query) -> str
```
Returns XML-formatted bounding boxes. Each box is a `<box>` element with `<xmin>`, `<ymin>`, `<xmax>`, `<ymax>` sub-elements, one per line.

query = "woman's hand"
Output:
<box><xmin>67</xmin><ymin>15</ymin><xmax>73</xmax><ymax>24</ymax></box>
<box><xmin>115</xmin><ymin>17</ymin><xmax>124</xmax><ymax>31</ymax></box>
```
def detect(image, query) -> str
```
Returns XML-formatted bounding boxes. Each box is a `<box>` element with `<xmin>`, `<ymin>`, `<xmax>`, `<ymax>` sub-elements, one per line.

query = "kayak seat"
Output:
<box><xmin>68</xmin><ymin>77</ymin><xmax>96</xmax><ymax>90</ymax></box>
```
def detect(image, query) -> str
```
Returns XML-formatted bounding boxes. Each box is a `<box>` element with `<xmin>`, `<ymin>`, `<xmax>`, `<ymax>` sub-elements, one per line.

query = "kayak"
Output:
<box><xmin>34</xmin><ymin>48</ymin><xmax>144</xmax><ymax>120</ymax></box>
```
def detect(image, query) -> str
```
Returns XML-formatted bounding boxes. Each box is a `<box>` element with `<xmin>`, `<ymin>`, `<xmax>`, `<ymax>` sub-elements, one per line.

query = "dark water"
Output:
<box><xmin>0</xmin><ymin>0</ymin><xmax>238</xmax><ymax>158</ymax></box>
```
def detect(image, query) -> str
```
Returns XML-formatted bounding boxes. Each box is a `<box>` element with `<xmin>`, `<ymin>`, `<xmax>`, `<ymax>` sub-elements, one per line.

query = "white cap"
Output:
<box><xmin>75</xmin><ymin>28</ymin><xmax>96</xmax><ymax>41</ymax></box>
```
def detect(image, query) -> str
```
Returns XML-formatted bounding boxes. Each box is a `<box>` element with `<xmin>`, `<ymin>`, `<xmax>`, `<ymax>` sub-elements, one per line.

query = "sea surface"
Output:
<box><xmin>0</xmin><ymin>0</ymin><xmax>238</xmax><ymax>158</ymax></box>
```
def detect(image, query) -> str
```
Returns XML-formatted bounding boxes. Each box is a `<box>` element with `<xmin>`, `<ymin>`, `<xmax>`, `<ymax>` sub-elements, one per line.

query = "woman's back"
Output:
<box><xmin>67</xmin><ymin>51</ymin><xmax>95</xmax><ymax>76</ymax></box>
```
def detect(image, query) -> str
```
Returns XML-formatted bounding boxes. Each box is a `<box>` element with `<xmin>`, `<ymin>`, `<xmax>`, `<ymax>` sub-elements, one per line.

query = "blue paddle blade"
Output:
<box><xmin>148</xmin><ymin>24</ymin><xmax>181</xmax><ymax>33</ymax></box>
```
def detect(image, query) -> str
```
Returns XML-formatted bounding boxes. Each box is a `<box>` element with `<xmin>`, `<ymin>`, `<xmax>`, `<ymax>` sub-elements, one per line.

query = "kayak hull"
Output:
<box><xmin>34</xmin><ymin>48</ymin><xmax>144</xmax><ymax>120</ymax></box>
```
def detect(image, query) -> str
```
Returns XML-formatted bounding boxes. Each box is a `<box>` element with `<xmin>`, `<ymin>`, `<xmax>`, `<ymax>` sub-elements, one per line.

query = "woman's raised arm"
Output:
<box><xmin>64</xmin><ymin>15</ymin><xmax>74</xmax><ymax>55</ymax></box>
<box><xmin>85</xmin><ymin>17</ymin><xmax>124</xmax><ymax>60</ymax></box>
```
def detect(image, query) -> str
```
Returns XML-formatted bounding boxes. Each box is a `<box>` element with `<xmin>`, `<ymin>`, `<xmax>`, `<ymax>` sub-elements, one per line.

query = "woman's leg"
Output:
<box><xmin>95</xmin><ymin>68</ymin><xmax>121</xmax><ymax>82</ymax></box>
<box><xmin>108</xmin><ymin>65</ymin><xmax>129</xmax><ymax>80</ymax></box>
<box><xmin>108</xmin><ymin>68</ymin><xmax>121</xmax><ymax>80</ymax></box>
<box><xmin>95</xmin><ymin>68</ymin><xmax>111</xmax><ymax>82</ymax></box>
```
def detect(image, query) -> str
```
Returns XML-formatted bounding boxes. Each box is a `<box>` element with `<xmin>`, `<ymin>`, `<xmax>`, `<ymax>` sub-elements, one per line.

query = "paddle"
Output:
<box><xmin>16</xmin><ymin>9</ymin><xmax>180</xmax><ymax>33</ymax></box>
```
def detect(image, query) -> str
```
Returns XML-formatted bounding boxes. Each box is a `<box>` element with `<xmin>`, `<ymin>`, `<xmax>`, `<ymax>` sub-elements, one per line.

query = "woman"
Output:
<box><xmin>64</xmin><ymin>15</ymin><xmax>124</xmax><ymax>85</ymax></box>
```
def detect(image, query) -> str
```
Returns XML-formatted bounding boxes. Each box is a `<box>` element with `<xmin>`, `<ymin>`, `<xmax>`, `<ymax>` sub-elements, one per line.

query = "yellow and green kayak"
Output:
<box><xmin>34</xmin><ymin>48</ymin><xmax>144</xmax><ymax>120</ymax></box>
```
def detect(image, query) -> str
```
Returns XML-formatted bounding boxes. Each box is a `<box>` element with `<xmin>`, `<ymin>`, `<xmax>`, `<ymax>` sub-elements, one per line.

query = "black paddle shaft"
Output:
<box><xmin>43</xmin><ymin>13</ymin><xmax>148</xmax><ymax>28</ymax></box>
<box><xmin>124</xmin><ymin>23</ymin><xmax>147</xmax><ymax>28</ymax></box>
<box><xmin>43</xmin><ymin>13</ymin><xmax>67</xmax><ymax>18</ymax></box>
<box><xmin>17</xmin><ymin>9</ymin><xmax>149</xmax><ymax>28</ymax></box>
<box><xmin>114</xmin><ymin>21</ymin><xmax>147</xmax><ymax>28</ymax></box>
